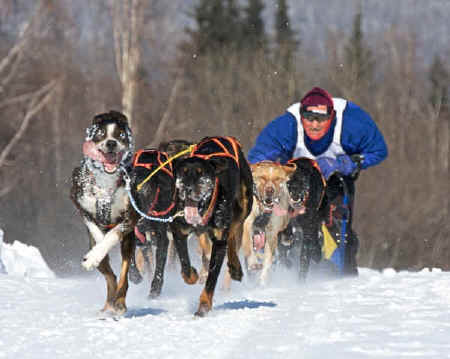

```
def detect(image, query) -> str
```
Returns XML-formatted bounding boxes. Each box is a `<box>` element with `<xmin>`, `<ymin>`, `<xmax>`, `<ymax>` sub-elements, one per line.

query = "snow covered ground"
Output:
<box><xmin>1</xmin><ymin>239</ymin><xmax>450</xmax><ymax>359</ymax></box>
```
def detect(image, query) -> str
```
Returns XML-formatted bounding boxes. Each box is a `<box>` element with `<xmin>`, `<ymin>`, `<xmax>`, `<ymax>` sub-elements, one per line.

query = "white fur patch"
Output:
<box><xmin>84</xmin><ymin>219</ymin><xmax>105</xmax><ymax>244</ymax></box>
<box><xmin>82</xmin><ymin>226</ymin><xmax>122</xmax><ymax>270</ymax></box>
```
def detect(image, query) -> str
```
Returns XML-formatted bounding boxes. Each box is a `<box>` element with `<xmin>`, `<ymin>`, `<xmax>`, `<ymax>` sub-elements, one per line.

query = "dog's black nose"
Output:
<box><xmin>264</xmin><ymin>186</ymin><xmax>274</xmax><ymax>202</ymax></box>
<box><xmin>106</xmin><ymin>140</ymin><xmax>117</xmax><ymax>151</ymax></box>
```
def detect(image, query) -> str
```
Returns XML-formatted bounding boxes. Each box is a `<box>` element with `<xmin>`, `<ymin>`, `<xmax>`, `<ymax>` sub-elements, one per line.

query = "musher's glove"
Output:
<box><xmin>317</xmin><ymin>155</ymin><xmax>357</xmax><ymax>180</ymax></box>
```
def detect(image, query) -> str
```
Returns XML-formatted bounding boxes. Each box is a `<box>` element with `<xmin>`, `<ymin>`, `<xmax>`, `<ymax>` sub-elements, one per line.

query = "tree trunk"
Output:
<box><xmin>112</xmin><ymin>0</ymin><xmax>144</xmax><ymax>132</ymax></box>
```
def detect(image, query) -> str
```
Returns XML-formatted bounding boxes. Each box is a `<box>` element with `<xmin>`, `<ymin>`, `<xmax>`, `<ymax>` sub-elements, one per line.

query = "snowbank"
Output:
<box><xmin>0</xmin><ymin>229</ymin><xmax>55</xmax><ymax>278</ymax></box>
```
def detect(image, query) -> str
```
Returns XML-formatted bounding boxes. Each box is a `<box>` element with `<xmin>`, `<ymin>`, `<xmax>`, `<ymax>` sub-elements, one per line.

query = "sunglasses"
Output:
<box><xmin>300</xmin><ymin>109</ymin><xmax>332</xmax><ymax>123</ymax></box>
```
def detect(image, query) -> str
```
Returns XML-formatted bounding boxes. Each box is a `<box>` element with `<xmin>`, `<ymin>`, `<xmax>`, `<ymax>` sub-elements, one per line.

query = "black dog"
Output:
<box><xmin>129</xmin><ymin>148</ymin><xmax>178</xmax><ymax>298</ymax></box>
<box><xmin>172</xmin><ymin>136</ymin><xmax>253</xmax><ymax>316</ymax></box>
<box><xmin>128</xmin><ymin>140</ymin><xmax>194</xmax><ymax>298</ymax></box>
<box><xmin>278</xmin><ymin>157</ymin><xmax>326</xmax><ymax>279</ymax></box>
<box><xmin>71</xmin><ymin>111</ymin><xmax>136</xmax><ymax>314</ymax></box>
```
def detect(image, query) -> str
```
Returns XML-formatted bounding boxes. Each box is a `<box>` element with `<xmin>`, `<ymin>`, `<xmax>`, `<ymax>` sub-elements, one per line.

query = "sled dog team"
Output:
<box><xmin>71</xmin><ymin>87</ymin><xmax>388</xmax><ymax>316</ymax></box>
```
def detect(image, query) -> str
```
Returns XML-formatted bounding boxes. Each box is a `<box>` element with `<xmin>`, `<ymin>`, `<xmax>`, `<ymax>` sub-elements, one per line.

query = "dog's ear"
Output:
<box><xmin>283</xmin><ymin>163</ymin><xmax>297</xmax><ymax>175</ymax></box>
<box><xmin>92</xmin><ymin>111</ymin><xmax>129</xmax><ymax>127</ymax></box>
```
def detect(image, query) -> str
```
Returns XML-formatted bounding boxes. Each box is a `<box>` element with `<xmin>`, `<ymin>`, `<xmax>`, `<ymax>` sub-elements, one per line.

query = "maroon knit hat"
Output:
<box><xmin>300</xmin><ymin>87</ymin><xmax>334</xmax><ymax>112</ymax></box>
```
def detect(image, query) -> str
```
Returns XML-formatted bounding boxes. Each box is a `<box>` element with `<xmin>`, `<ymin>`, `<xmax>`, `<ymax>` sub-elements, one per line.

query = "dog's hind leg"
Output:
<box><xmin>195</xmin><ymin>234</ymin><xmax>227</xmax><ymax>317</ymax></box>
<box><xmin>166</xmin><ymin>231</ymin><xmax>178</xmax><ymax>271</ymax></box>
<box><xmin>149</xmin><ymin>228</ymin><xmax>169</xmax><ymax>298</ymax></box>
<box><xmin>128</xmin><ymin>238</ymin><xmax>143</xmax><ymax>284</ymax></box>
<box><xmin>143</xmin><ymin>233</ymin><xmax>155</xmax><ymax>282</ymax></box>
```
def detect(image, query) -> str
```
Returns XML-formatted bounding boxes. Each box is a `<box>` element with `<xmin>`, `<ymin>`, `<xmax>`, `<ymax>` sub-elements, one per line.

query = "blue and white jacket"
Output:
<box><xmin>248</xmin><ymin>98</ymin><xmax>388</xmax><ymax>169</ymax></box>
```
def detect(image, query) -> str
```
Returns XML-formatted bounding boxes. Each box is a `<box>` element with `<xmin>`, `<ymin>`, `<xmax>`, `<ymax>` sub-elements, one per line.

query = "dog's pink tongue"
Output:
<box><xmin>184</xmin><ymin>206</ymin><xmax>202</xmax><ymax>225</ymax></box>
<box><xmin>273</xmin><ymin>204</ymin><xmax>288</xmax><ymax>216</ymax></box>
<box><xmin>289</xmin><ymin>206</ymin><xmax>306</xmax><ymax>217</ymax></box>
<box><xmin>134</xmin><ymin>227</ymin><xmax>146</xmax><ymax>244</ymax></box>
<box><xmin>83</xmin><ymin>141</ymin><xmax>105</xmax><ymax>162</ymax></box>
<box><xmin>253</xmin><ymin>233</ymin><xmax>265</xmax><ymax>251</ymax></box>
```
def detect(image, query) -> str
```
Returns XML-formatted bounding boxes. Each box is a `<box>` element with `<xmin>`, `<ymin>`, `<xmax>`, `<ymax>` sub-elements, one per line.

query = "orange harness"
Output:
<box><xmin>190</xmin><ymin>136</ymin><xmax>241</xmax><ymax>168</ymax></box>
<box><xmin>133</xmin><ymin>149</ymin><xmax>174</xmax><ymax>179</ymax></box>
<box><xmin>133</xmin><ymin>149</ymin><xmax>176</xmax><ymax>217</ymax></box>
<box><xmin>188</xmin><ymin>136</ymin><xmax>241</xmax><ymax>226</ymax></box>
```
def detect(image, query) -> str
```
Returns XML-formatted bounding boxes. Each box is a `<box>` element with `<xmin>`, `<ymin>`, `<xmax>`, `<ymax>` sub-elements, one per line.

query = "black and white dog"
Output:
<box><xmin>71</xmin><ymin>110</ymin><xmax>137</xmax><ymax>314</ymax></box>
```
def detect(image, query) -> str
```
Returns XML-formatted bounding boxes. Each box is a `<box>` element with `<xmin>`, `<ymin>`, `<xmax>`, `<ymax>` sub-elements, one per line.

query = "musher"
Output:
<box><xmin>248</xmin><ymin>87</ymin><xmax>388</xmax><ymax>275</ymax></box>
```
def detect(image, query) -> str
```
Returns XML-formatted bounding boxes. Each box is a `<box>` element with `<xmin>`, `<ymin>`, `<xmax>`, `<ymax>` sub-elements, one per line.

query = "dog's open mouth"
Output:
<box><xmin>184</xmin><ymin>197</ymin><xmax>207</xmax><ymax>226</ymax></box>
<box><xmin>83</xmin><ymin>141</ymin><xmax>123</xmax><ymax>174</ymax></box>
<box><xmin>184</xmin><ymin>205</ymin><xmax>202</xmax><ymax>226</ymax></box>
<box><xmin>101</xmin><ymin>151</ymin><xmax>122</xmax><ymax>173</ymax></box>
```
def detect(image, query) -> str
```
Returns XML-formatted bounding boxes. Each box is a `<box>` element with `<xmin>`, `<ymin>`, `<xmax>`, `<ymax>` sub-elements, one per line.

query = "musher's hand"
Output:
<box><xmin>317</xmin><ymin>155</ymin><xmax>357</xmax><ymax>180</ymax></box>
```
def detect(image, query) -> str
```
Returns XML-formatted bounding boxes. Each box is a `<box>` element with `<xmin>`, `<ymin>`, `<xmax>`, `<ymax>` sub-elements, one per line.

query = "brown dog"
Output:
<box><xmin>71</xmin><ymin>111</ymin><xmax>136</xmax><ymax>315</ymax></box>
<box><xmin>242</xmin><ymin>161</ymin><xmax>296</xmax><ymax>285</ymax></box>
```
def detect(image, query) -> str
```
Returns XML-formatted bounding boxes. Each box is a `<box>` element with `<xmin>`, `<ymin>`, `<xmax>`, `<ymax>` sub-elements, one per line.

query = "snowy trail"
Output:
<box><xmin>2</xmin><ymin>267</ymin><xmax>450</xmax><ymax>359</ymax></box>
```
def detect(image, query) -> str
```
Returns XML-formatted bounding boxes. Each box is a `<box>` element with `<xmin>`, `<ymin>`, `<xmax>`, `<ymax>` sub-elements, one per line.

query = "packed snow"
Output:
<box><xmin>1</xmin><ymin>235</ymin><xmax>450</xmax><ymax>359</ymax></box>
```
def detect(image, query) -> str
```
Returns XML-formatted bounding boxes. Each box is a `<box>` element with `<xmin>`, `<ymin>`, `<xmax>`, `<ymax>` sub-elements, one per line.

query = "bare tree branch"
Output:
<box><xmin>0</xmin><ymin>183</ymin><xmax>14</xmax><ymax>198</ymax></box>
<box><xmin>0</xmin><ymin>89</ymin><xmax>40</xmax><ymax>109</ymax></box>
<box><xmin>0</xmin><ymin>1</ymin><xmax>46</xmax><ymax>76</ymax></box>
<box><xmin>0</xmin><ymin>80</ymin><xmax>58</xmax><ymax>170</ymax></box>
<box><xmin>148</xmin><ymin>72</ymin><xmax>183</xmax><ymax>147</ymax></box>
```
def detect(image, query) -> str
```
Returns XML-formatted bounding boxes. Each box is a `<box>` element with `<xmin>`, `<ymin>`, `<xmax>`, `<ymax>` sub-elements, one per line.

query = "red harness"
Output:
<box><xmin>132</xmin><ymin>149</ymin><xmax>176</xmax><ymax>217</ymax></box>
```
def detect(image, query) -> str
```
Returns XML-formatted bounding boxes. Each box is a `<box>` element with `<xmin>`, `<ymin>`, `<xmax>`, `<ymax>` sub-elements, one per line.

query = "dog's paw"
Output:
<box><xmin>182</xmin><ymin>266</ymin><xmax>199</xmax><ymax>285</ymax></box>
<box><xmin>114</xmin><ymin>301</ymin><xmax>127</xmax><ymax>316</ymax></box>
<box><xmin>82</xmin><ymin>253</ymin><xmax>101</xmax><ymax>271</ymax></box>
<box><xmin>194</xmin><ymin>302</ymin><xmax>210</xmax><ymax>318</ymax></box>
<box><xmin>149</xmin><ymin>278</ymin><xmax>163</xmax><ymax>299</ymax></box>
<box><xmin>128</xmin><ymin>264</ymin><xmax>143</xmax><ymax>284</ymax></box>
<box><xmin>228</xmin><ymin>261</ymin><xmax>243</xmax><ymax>282</ymax></box>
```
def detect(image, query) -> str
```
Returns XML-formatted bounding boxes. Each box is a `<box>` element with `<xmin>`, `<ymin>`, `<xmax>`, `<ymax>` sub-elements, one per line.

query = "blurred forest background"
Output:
<box><xmin>0</xmin><ymin>0</ymin><xmax>448</xmax><ymax>275</ymax></box>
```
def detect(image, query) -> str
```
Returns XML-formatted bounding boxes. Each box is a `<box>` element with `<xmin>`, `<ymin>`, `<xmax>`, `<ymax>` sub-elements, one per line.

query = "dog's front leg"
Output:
<box><xmin>84</xmin><ymin>219</ymin><xmax>105</xmax><ymax>244</ymax></box>
<box><xmin>242</xmin><ymin>201</ymin><xmax>262</xmax><ymax>272</ymax></box>
<box><xmin>170</xmin><ymin>223</ymin><xmax>198</xmax><ymax>284</ymax></box>
<box><xmin>259</xmin><ymin>220</ymin><xmax>279</xmax><ymax>286</ymax></box>
<box><xmin>196</xmin><ymin>231</ymin><xmax>227</xmax><ymax>317</ymax></box>
<box><xmin>82</xmin><ymin>224</ymin><xmax>123</xmax><ymax>270</ymax></box>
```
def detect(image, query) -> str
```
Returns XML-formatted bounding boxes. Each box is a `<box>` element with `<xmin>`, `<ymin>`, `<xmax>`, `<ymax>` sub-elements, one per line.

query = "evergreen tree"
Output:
<box><xmin>274</xmin><ymin>0</ymin><xmax>298</xmax><ymax>69</ymax></box>
<box><xmin>186</xmin><ymin>0</ymin><xmax>240</xmax><ymax>55</ymax></box>
<box><xmin>242</xmin><ymin>0</ymin><xmax>267</xmax><ymax>50</ymax></box>
<box><xmin>225</xmin><ymin>0</ymin><xmax>243</xmax><ymax>47</ymax></box>
<box><xmin>429</xmin><ymin>54</ymin><xmax>449</xmax><ymax>110</ymax></box>
<box><xmin>344</xmin><ymin>9</ymin><xmax>374</xmax><ymax>85</ymax></box>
